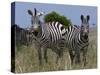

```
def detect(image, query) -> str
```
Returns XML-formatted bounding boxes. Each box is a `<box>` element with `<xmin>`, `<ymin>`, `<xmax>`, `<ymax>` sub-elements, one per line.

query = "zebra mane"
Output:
<box><xmin>74</xmin><ymin>25</ymin><xmax>80</xmax><ymax>29</ymax></box>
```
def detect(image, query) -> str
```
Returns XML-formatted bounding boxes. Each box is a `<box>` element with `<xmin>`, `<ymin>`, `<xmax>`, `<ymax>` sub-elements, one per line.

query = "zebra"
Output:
<box><xmin>64</xmin><ymin>15</ymin><xmax>90</xmax><ymax>66</ymax></box>
<box><xmin>27</xmin><ymin>8</ymin><xmax>66</xmax><ymax>65</ymax></box>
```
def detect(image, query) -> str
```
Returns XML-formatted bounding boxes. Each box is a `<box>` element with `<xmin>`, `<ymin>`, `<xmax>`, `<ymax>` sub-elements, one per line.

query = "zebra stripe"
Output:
<box><xmin>37</xmin><ymin>21</ymin><xmax>65</xmax><ymax>49</ymax></box>
<box><xmin>64</xmin><ymin>15</ymin><xmax>90</xmax><ymax>65</ymax></box>
<box><xmin>27</xmin><ymin>8</ymin><xmax>65</xmax><ymax>65</ymax></box>
<box><xmin>30</xmin><ymin>21</ymin><xmax>66</xmax><ymax>64</ymax></box>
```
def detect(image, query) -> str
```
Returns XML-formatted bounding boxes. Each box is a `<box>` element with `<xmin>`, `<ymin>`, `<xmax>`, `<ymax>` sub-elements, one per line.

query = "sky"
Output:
<box><xmin>12</xmin><ymin>2</ymin><xmax>97</xmax><ymax>28</ymax></box>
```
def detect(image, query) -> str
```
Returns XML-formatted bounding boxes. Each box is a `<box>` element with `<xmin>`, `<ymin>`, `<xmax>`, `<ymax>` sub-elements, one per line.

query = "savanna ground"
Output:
<box><xmin>14</xmin><ymin>26</ymin><xmax>97</xmax><ymax>73</ymax></box>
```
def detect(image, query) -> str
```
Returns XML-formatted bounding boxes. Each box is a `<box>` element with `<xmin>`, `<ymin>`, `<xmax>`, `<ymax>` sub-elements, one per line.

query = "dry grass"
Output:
<box><xmin>15</xmin><ymin>26</ymin><xmax>97</xmax><ymax>73</ymax></box>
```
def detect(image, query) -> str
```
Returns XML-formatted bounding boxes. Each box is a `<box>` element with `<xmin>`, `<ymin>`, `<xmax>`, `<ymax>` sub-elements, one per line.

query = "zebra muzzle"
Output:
<box><xmin>33</xmin><ymin>31</ymin><xmax>38</xmax><ymax>36</ymax></box>
<box><xmin>84</xmin><ymin>34</ymin><xmax>88</xmax><ymax>39</ymax></box>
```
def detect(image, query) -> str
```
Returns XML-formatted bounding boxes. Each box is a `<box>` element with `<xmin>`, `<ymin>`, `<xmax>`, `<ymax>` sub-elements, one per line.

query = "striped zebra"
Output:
<box><xmin>64</xmin><ymin>15</ymin><xmax>90</xmax><ymax>66</ymax></box>
<box><xmin>27</xmin><ymin>8</ymin><xmax>66</xmax><ymax>65</ymax></box>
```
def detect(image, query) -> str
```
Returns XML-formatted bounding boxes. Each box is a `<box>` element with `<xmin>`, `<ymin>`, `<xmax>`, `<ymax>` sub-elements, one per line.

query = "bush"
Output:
<box><xmin>44</xmin><ymin>11</ymin><xmax>71</xmax><ymax>28</ymax></box>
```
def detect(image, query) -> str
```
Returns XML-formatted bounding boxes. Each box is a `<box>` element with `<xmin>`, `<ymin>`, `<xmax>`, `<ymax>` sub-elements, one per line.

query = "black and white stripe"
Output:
<box><xmin>27</xmin><ymin>8</ymin><xmax>66</xmax><ymax>65</ymax></box>
<box><xmin>34</xmin><ymin>21</ymin><xmax>66</xmax><ymax>64</ymax></box>
<box><xmin>64</xmin><ymin>15</ymin><xmax>90</xmax><ymax>65</ymax></box>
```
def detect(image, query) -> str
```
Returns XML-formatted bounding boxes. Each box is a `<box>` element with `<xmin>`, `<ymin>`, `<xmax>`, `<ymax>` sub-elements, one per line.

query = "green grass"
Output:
<box><xmin>15</xmin><ymin>27</ymin><xmax>97</xmax><ymax>73</ymax></box>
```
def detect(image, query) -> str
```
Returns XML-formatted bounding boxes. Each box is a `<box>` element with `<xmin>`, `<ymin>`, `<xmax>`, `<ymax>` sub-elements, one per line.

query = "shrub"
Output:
<box><xmin>44</xmin><ymin>11</ymin><xmax>71</xmax><ymax>28</ymax></box>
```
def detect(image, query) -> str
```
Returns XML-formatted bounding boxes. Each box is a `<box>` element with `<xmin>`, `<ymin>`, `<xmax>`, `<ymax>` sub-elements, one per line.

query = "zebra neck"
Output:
<box><xmin>37</xmin><ymin>29</ymin><xmax>42</xmax><ymax>38</ymax></box>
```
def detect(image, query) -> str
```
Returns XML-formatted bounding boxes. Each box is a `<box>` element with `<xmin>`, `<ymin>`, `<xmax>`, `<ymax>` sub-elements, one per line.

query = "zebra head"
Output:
<box><xmin>80</xmin><ymin>15</ymin><xmax>90</xmax><ymax>40</ymax></box>
<box><xmin>28</xmin><ymin>8</ymin><xmax>44</xmax><ymax>36</ymax></box>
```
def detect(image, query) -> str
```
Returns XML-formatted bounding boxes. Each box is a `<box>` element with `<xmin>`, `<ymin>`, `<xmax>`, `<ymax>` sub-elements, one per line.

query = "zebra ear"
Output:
<box><xmin>87</xmin><ymin>15</ymin><xmax>90</xmax><ymax>21</ymax></box>
<box><xmin>34</xmin><ymin>8</ymin><xmax>37</xmax><ymax>16</ymax></box>
<box><xmin>81</xmin><ymin>15</ymin><xmax>84</xmax><ymax>22</ymax></box>
<box><xmin>28</xmin><ymin>10</ymin><xmax>33</xmax><ymax>16</ymax></box>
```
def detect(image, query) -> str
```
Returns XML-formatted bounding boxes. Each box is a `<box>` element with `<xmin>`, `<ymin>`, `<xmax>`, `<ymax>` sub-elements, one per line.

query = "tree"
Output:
<box><xmin>44</xmin><ymin>11</ymin><xmax>71</xmax><ymax>28</ymax></box>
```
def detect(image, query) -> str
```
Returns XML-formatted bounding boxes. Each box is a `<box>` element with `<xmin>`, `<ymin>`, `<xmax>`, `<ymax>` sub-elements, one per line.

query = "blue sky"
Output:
<box><xmin>13</xmin><ymin>2</ymin><xmax>97</xmax><ymax>28</ymax></box>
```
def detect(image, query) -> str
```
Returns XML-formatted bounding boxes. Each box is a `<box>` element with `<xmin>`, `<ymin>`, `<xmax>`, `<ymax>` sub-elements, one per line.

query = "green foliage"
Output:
<box><xmin>44</xmin><ymin>11</ymin><xmax>71</xmax><ymax>28</ymax></box>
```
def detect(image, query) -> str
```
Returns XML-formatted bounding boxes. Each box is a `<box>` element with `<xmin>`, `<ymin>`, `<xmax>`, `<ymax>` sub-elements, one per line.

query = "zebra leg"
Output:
<box><xmin>69</xmin><ymin>50</ymin><xmax>75</xmax><ymax>65</ymax></box>
<box><xmin>38</xmin><ymin>48</ymin><xmax>42</xmax><ymax>65</ymax></box>
<box><xmin>75</xmin><ymin>49</ymin><xmax>81</xmax><ymax>64</ymax></box>
<box><xmin>56</xmin><ymin>54</ymin><xmax>59</xmax><ymax>64</ymax></box>
<box><xmin>82</xmin><ymin>47</ymin><xmax>88</xmax><ymax>66</ymax></box>
<box><xmin>56</xmin><ymin>41</ymin><xmax>65</xmax><ymax>64</ymax></box>
<box><xmin>56</xmin><ymin>50</ymin><xmax>60</xmax><ymax>64</ymax></box>
<box><xmin>56</xmin><ymin>49</ymin><xmax>63</xmax><ymax>64</ymax></box>
<box><xmin>44</xmin><ymin>49</ymin><xmax>48</xmax><ymax>63</ymax></box>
